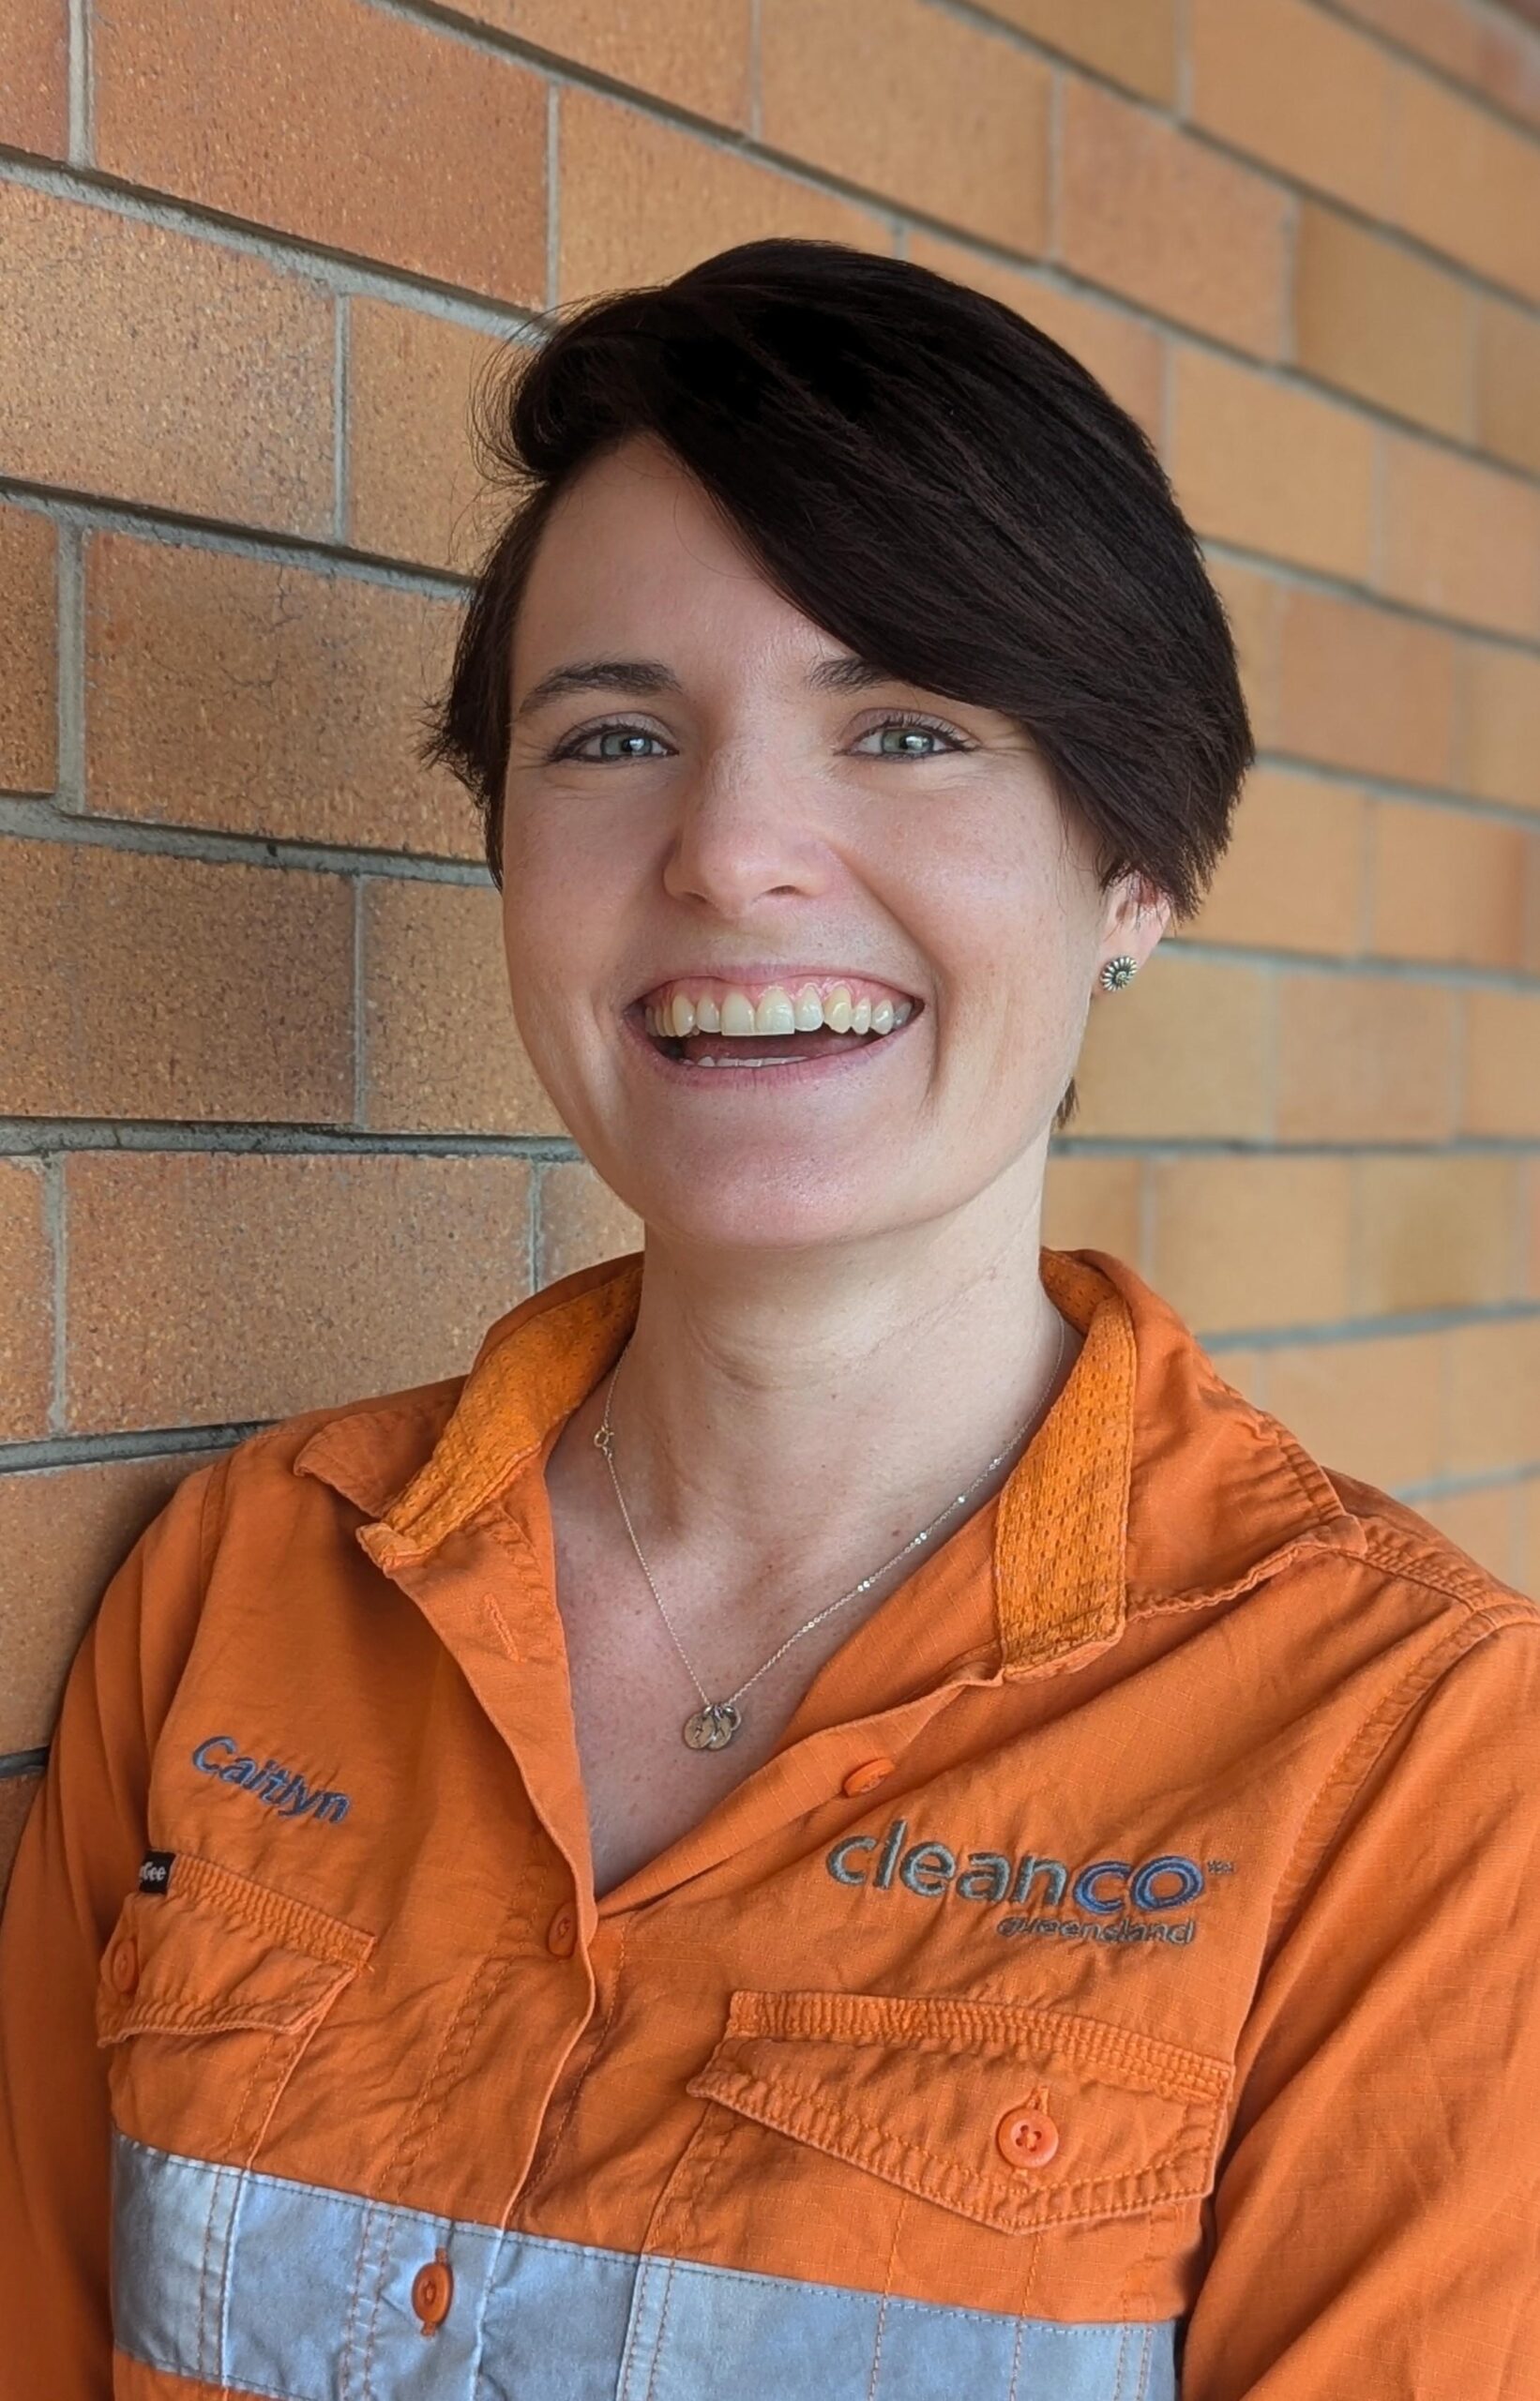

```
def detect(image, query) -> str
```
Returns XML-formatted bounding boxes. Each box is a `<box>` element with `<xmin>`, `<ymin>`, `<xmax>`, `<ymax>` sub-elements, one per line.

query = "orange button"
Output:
<box><xmin>110</xmin><ymin>1938</ymin><xmax>139</xmax><ymax>1995</ymax></box>
<box><xmin>996</xmin><ymin>2105</ymin><xmax>1059</xmax><ymax>2169</ymax></box>
<box><xmin>841</xmin><ymin>1757</ymin><xmax>895</xmax><ymax>1797</ymax></box>
<box><xmin>546</xmin><ymin>1904</ymin><xmax>577</xmax><ymax>1958</ymax></box>
<box><xmin>411</xmin><ymin>2258</ymin><xmax>453</xmax><ymax>2333</ymax></box>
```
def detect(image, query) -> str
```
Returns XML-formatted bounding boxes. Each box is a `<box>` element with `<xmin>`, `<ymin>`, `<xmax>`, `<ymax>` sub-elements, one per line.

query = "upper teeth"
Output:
<box><xmin>643</xmin><ymin>984</ymin><xmax>913</xmax><ymax>1040</ymax></box>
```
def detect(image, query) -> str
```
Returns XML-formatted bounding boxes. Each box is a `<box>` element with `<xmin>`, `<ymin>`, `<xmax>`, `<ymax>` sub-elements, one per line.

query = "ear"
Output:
<box><xmin>1098</xmin><ymin>871</ymin><xmax>1174</xmax><ymax>977</ymax></box>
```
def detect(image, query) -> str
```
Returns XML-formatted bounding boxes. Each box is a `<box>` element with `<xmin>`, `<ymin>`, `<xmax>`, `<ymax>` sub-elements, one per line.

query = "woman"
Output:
<box><xmin>1</xmin><ymin>238</ymin><xmax>1535</xmax><ymax>2400</ymax></box>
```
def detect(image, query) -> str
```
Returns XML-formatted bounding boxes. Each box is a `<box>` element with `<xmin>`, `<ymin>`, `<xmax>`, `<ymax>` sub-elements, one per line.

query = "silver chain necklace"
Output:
<box><xmin>593</xmin><ymin>1310</ymin><xmax>1067</xmax><ymax>1752</ymax></box>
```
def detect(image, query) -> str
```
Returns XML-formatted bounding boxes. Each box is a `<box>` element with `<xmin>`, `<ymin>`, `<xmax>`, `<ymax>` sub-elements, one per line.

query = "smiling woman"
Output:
<box><xmin>2</xmin><ymin>239</ymin><xmax>1538</xmax><ymax>2401</ymax></box>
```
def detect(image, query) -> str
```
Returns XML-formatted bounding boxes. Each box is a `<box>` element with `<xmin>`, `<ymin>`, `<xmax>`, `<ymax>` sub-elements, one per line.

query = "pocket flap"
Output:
<box><xmin>686</xmin><ymin>1987</ymin><xmax>1233</xmax><ymax>2235</ymax></box>
<box><xmin>96</xmin><ymin>1850</ymin><xmax>375</xmax><ymax>2046</ymax></box>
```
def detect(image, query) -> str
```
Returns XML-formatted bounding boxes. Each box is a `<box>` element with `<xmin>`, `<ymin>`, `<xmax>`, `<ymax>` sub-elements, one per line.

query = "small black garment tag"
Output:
<box><xmin>138</xmin><ymin>1850</ymin><xmax>175</xmax><ymax>1895</ymax></box>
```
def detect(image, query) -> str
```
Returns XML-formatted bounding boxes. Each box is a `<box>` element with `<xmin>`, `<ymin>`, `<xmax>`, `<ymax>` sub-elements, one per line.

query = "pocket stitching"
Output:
<box><xmin>695</xmin><ymin>2059</ymin><xmax>1221</xmax><ymax>2231</ymax></box>
<box><xmin>723</xmin><ymin>1987</ymin><xmax>1230</xmax><ymax>2105</ymax></box>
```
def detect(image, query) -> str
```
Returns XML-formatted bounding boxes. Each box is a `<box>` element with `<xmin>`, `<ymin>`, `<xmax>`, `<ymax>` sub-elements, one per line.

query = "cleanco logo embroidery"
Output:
<box><xmin>190</xmin><ymin>1734</ymin><xmax>351</xmax><ymax>1826</ymax></box>
<box><xmin>825</xmin><ymin>1816</ymin><xmax>1228</xmax><ymax>1949</ymax></box>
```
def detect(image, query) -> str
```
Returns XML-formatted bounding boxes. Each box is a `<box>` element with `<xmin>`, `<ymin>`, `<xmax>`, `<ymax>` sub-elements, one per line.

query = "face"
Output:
<box><xmin>500</xmin><ymin>433</ymin><xmax>1166</xmax><ymax>1259</ymax></box>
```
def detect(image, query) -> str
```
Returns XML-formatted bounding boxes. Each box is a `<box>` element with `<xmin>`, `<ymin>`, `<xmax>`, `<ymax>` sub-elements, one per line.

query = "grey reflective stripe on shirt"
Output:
<box><xmin>110</xmin><ymin>2126</ymin><xmax>1178</xmax><ymax>2401</ymax></box>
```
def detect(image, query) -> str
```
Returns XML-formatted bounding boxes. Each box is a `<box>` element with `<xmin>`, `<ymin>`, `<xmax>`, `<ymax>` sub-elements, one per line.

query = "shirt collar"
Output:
<box><xmin>294</xmin><ymin>1245</ymin><xmax>1364</xmax><ymax>1680</ymax></box>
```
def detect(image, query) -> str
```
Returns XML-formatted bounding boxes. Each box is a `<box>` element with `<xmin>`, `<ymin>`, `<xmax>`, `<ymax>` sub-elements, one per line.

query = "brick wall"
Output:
<box><xmin>3</xmin><ymin>0</ymin><xmax>1539</xmax><ymax>1876</ymax></box>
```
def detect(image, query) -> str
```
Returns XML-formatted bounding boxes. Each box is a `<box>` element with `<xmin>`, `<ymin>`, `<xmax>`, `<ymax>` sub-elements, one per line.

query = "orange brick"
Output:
<box><xmin>1457</xmin><ymin>639</ymin><xmax>1540</xmax><ymax>815</ymax></box>
<box><xmin>1412</xmin><ymin>1482</ymin><xmax>1519</xmax><ymax>1581</ymax></box>
<box><xmin>973</xmin><ymin>0</ymin><xmax>1177</xmax><ymax>102</ymax></box>
<box><xmin>1276</xmin><ymin>973</ymin><xmax>1457</xmax><ymax>1143</ymax></box>
<box><xmin>903</xmin><ymin>234</ymin><xmax>1166</xmax><ymax>448</ymax></box>
<box><xmin>1353</xmin><ymin>1154</ymin><xmax>1520</xmax><ymax>1314</ymax></box>
<box><xmin>1530</xmin><ymin>1161</ymin><xmax>1540</xmax><ymax>1300</ymax></box>
<box><xmin>64</xmin><ymin>1152</ymin><xmax>534</xmax><ymax>1433</ymax></box>
<box><xmin>1445</xmin><ymin>1315</ymin><xmax>1540</xmax><ymax>1476</ymax></box>
<box><xmin>361</xmin><ymin>880</ymin><xmax>563</xmax><ymax>1137</ymax></box>
<box><xmin>1294</xmin><ymin>201</ymin><xmax>1473</xmax><ymax>444</ymax></box>
<box><xmin>0</xmin><ymin>184</ymin><xmax>332</xmax><ymax>533</ymax></box>
<box><xmin>1368</xmin><ymin>799</ymin><xmax>1532</xmax><ymax>968</ymax></box>
<box><xmin>0</xmin><ymin>1454</ymin><xmax>196</xmax><ymax>1750</ymax></box>
<box><xmin>0</xmin><ymin>1163</ymin><xmax>52</xmax><ymax>1444</ymax></box>
<box><xmin>1191</xmin><ymin>765</ymin><xmax>1367</xmax><ymax>958</ymax></box>
<box><xmin>1208</xmin><ymin>560</ymin><xmax>1284</xmax><ymax>751</ymax></box>
<box><xmin>1276</xmin><ymin>584</ymin><xmax>1460</xmax><ymax>791</ymax></box>
<box><xmin>1460</xmin><ymin>988</ymin><xmax>1540</xmax><ymax>1139</ymax></box>
<box><xmin>1168</xmin><ymin>348</ymin><xmax>1376</xmax><ymax>584</ymax></box>
<box><xmin>1335</xmin><ymin>0</ymin><xmax>1540</xmax><ymax>137</ymax></box>
<box><xmin>1265</xmin><ymin>1329</ymin><xmax>1446</xmax><ymax>1490</ymax></box>
<box><xmin>760</xmin><ymin>0</ymin><xmax>1050</xmax><ymax>256</ymax></box>
<box><xmin>537</xmin><ymin>1160</ymin><xmax>644</xmax><ymax>1289</ymax></box>
<box><xmin>0</xmin><ymin>841</ymin><xmax>353</xmax><ymax>1123</ymax></box>
<box><xmin>85</xmin><ymin>536</ymin><xmax>476</xmax><ymax>860</ymax></box>
<box><xmin>558</xmin><ymin>85</ymin><xmax>891</xmax><ymax>300</ymax></box>
<box><xmin>1379</xmin><ymin>430</ymin><xmax>1540</xmax><ymax>641</ymax></box>
<box><xmin>1188</xmin><ymin>0</ymin><xmax>1397</xmax><ymax>218</ymax></box>
<box><xmin>0</xmin><ymin>1773</ymin><xmax>43</xmax><ymax>1899</ymax></box>
<box><xmin>1524</xmin><ymin>1475</ymin><xmax>1540</xmax><ymax>1592</ymax></box>
<box><xmin>1040</xmin><ymin>1155</ymin><xmax>1145</xmax><ymax>1262</ymax></box>
<box><xmin>1074</xmin><ymin>952</ymin><xmax>1274</xmax><ymax>1140</ymax></box>
<box><xmin>96</xmin><ymin>0</ymin><xmax>546</xmax><ymax>305</ymax></box>
<box><xmin>1057</xmin><ymin>78</ymin><xmax>1291</xmax><ymax>358</ymax></box>
<box><xmin>1388</xmin><ymin>58</ymin><xmax>1540</xmax><ymax>305</ymax></box>
<box><xmin>0</xmin><ymin>0</ymin><xmax>67</xmax><ymax>156</ymax></box>
<box><xmin>347</xmin><ymin>302</ymin><xmax>511</xmax><ymax>574</ymax></box>
<box><xmin>1148</xmin><ymin>1155</ymin><xmax>1355</xmax><ymax>1335</ymax></box>
<box><xmin>1474</xmin><ymin>294</ymin><xmax>1540</xmax><ymax>481</ymax></box>
<box><xmin>0</xmin><ymin>507</ymin><xmax>55</xmax><ymax>796</ymax></box>
<box><xmin>456</xmin><ymin>0</ymin><xmax>752</xmax><ymax>125</ymax></box>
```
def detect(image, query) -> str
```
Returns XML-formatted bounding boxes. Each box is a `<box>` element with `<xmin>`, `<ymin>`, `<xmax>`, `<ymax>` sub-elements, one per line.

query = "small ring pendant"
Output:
<box><xmin>683</xmin><ymin>1701</ymin><xmax>741</xmax><ymax>1751</ymax></box>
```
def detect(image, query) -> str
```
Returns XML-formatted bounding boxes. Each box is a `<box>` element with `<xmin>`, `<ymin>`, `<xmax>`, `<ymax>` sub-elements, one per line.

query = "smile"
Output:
<box><xmin>630</xmin><ymin>974</ymin><xmax>920</xmax><ymax>1073</ymax></box>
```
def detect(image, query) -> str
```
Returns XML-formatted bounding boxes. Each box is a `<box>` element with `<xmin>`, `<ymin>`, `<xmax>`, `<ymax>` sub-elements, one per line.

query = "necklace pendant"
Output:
<box><xmin>683</xmin><ymin>1700</ymin><xmax>741</xmax><ymax>1751</ymax></box>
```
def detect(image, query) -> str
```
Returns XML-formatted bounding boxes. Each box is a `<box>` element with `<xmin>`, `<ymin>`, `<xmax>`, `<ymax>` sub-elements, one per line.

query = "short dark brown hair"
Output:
<box><xmin>423</xmin><ymin>237</ymin><xmax>1254</xmax><ymax>1127</ymax></box>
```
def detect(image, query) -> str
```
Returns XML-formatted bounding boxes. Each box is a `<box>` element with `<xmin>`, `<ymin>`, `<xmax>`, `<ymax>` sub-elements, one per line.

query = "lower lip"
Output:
<box><xmin>620</xmin><ymin>1006</ymin><xmax>919</xmax><ymax>1085</ymax></box>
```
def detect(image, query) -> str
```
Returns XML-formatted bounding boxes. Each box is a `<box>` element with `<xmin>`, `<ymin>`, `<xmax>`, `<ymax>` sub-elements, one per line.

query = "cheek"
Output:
<box><xmin>500</xmin><ymin>805</ymin><xmax>635</xmax><ymax>998</ymax></box>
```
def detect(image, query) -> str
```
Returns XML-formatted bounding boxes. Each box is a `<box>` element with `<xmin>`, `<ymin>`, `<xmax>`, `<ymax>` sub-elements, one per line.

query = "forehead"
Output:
<box><xmin>514</xmin><ymin>437</ymin><xmax>826</xmax><ymax>687</ymax></box>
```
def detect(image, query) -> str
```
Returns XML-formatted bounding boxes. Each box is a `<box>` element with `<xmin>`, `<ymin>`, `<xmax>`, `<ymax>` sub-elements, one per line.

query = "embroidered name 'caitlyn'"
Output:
<box><xmin>190</xmin><ymin>1734</ymin><xmax>350</xmax><ymax>1825</ymax></box>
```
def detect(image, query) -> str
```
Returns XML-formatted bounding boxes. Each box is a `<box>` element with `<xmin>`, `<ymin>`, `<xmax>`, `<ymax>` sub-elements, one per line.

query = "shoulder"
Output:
<box><xmin>121</xmin><ymin>1367</ymin><xmax>470</xmax><ymax>1606</ymax></box>
<box><xmin>1235</xmin><ymin>1397</ymin><xmax>1540</xmax><ymax>1785</ymax></box>
<box><xmin>1312</xmin><ymin>1453</ymin><xmax>1533</xmax><ymax>1621</ymax></box>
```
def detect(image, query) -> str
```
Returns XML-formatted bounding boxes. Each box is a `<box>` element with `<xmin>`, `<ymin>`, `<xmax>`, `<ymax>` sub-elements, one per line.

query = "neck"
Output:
<box><xmin>584</xmin><ymin>1151</ymin><xmax>1078</xmax><ymax>1606</ymax></box>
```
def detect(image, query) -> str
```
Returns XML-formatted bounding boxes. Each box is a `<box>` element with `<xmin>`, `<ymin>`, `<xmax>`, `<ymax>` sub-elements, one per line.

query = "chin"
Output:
<box><xmin>608</xmin><ymin>1147</ymin><xmax>912</xmax><ymax>1258</ymax></box>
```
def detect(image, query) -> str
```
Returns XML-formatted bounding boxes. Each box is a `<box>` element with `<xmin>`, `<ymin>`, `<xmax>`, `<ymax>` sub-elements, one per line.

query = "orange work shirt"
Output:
<box><xmin>1</xmin><ymin>1243</ymin><xmax>1537</xmax><ymax>2399</ymax></box>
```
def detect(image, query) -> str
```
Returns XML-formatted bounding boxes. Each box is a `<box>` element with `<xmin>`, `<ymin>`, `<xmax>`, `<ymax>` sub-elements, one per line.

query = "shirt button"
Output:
<box><xmin>110</xmin><ymin>1938</ymin><xmax>140</xmax><ymax>1994</ymax></box>
<box><xmin>546</xmin><ymin>1903</ymin><xmax>577</xmax><ymax>1957</ymax></box>
<box><xmin>996</xmin><ymin>2105</ymin><xmax>1059</xmax><ymax>2169</ymax></box>
<box><xmin>841</xmin><ymin>1757</ymin><xmax>896</xmax><ymax>1797</ymax></box>
<box><xmin>411</xmin><ymin>2258</ymin><xmax>453</xmax><ymax>2333</ymax></box>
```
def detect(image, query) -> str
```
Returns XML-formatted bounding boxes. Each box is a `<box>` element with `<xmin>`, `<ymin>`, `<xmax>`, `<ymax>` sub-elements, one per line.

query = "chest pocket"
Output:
<box><xmin>688</xmin><ymin>1986</ymin><xmax>1232</xmax><ymax>2236</ymax></box>
<box><xmin>641</xmin><ymin>1983</ymin><xmax>1230</xmax><ymax>2383</ymax></box>
<box><xmin>95</xmin><ymin>1850</ymin><xmax>375</xmax><ymax>2164</ymax></box>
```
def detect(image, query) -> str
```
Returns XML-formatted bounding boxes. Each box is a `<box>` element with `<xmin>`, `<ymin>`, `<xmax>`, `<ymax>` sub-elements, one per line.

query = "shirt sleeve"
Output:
<box><xmin>1180</xmin><ymin>1610</ymin><xmax>1540</xmax><ymax>2400</ymax></box>
<box><xmin>0</xmin><ymin>1454</ymin><xmax>227</xmax><ymax>2401</ymax></box>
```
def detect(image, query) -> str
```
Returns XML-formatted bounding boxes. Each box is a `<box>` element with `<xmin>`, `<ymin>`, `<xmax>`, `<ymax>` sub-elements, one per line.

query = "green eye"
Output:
<box><xmin>551</xmin><ymin>724</ymin><xmax>671</xmax><ymax>764</ymax></box>
<box><xmin>854</xmin><ymin>713</ymin><xmax>968</xmax><ymax>757</ymax></box>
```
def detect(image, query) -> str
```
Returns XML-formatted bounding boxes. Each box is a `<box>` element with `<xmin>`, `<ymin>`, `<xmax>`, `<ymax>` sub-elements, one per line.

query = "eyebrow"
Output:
<box><xmin>511</xmin><ymin>654</ymin><xmax>904</xmax><ymax>723</ymax></box>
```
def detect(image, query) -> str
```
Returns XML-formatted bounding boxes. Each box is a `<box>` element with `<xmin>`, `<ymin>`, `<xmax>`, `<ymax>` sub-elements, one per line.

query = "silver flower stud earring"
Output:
<box><xmin>1099</xmin><ymin>955</ymin><xmax>1138</xmax><ymax>992</ymax></box>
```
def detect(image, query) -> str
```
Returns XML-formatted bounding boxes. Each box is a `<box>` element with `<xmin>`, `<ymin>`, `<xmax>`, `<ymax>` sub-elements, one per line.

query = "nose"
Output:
<box><xmin>660</xmin><ymin>747</ymin><xmax>830</xmax><ymax>919</ymax></box>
